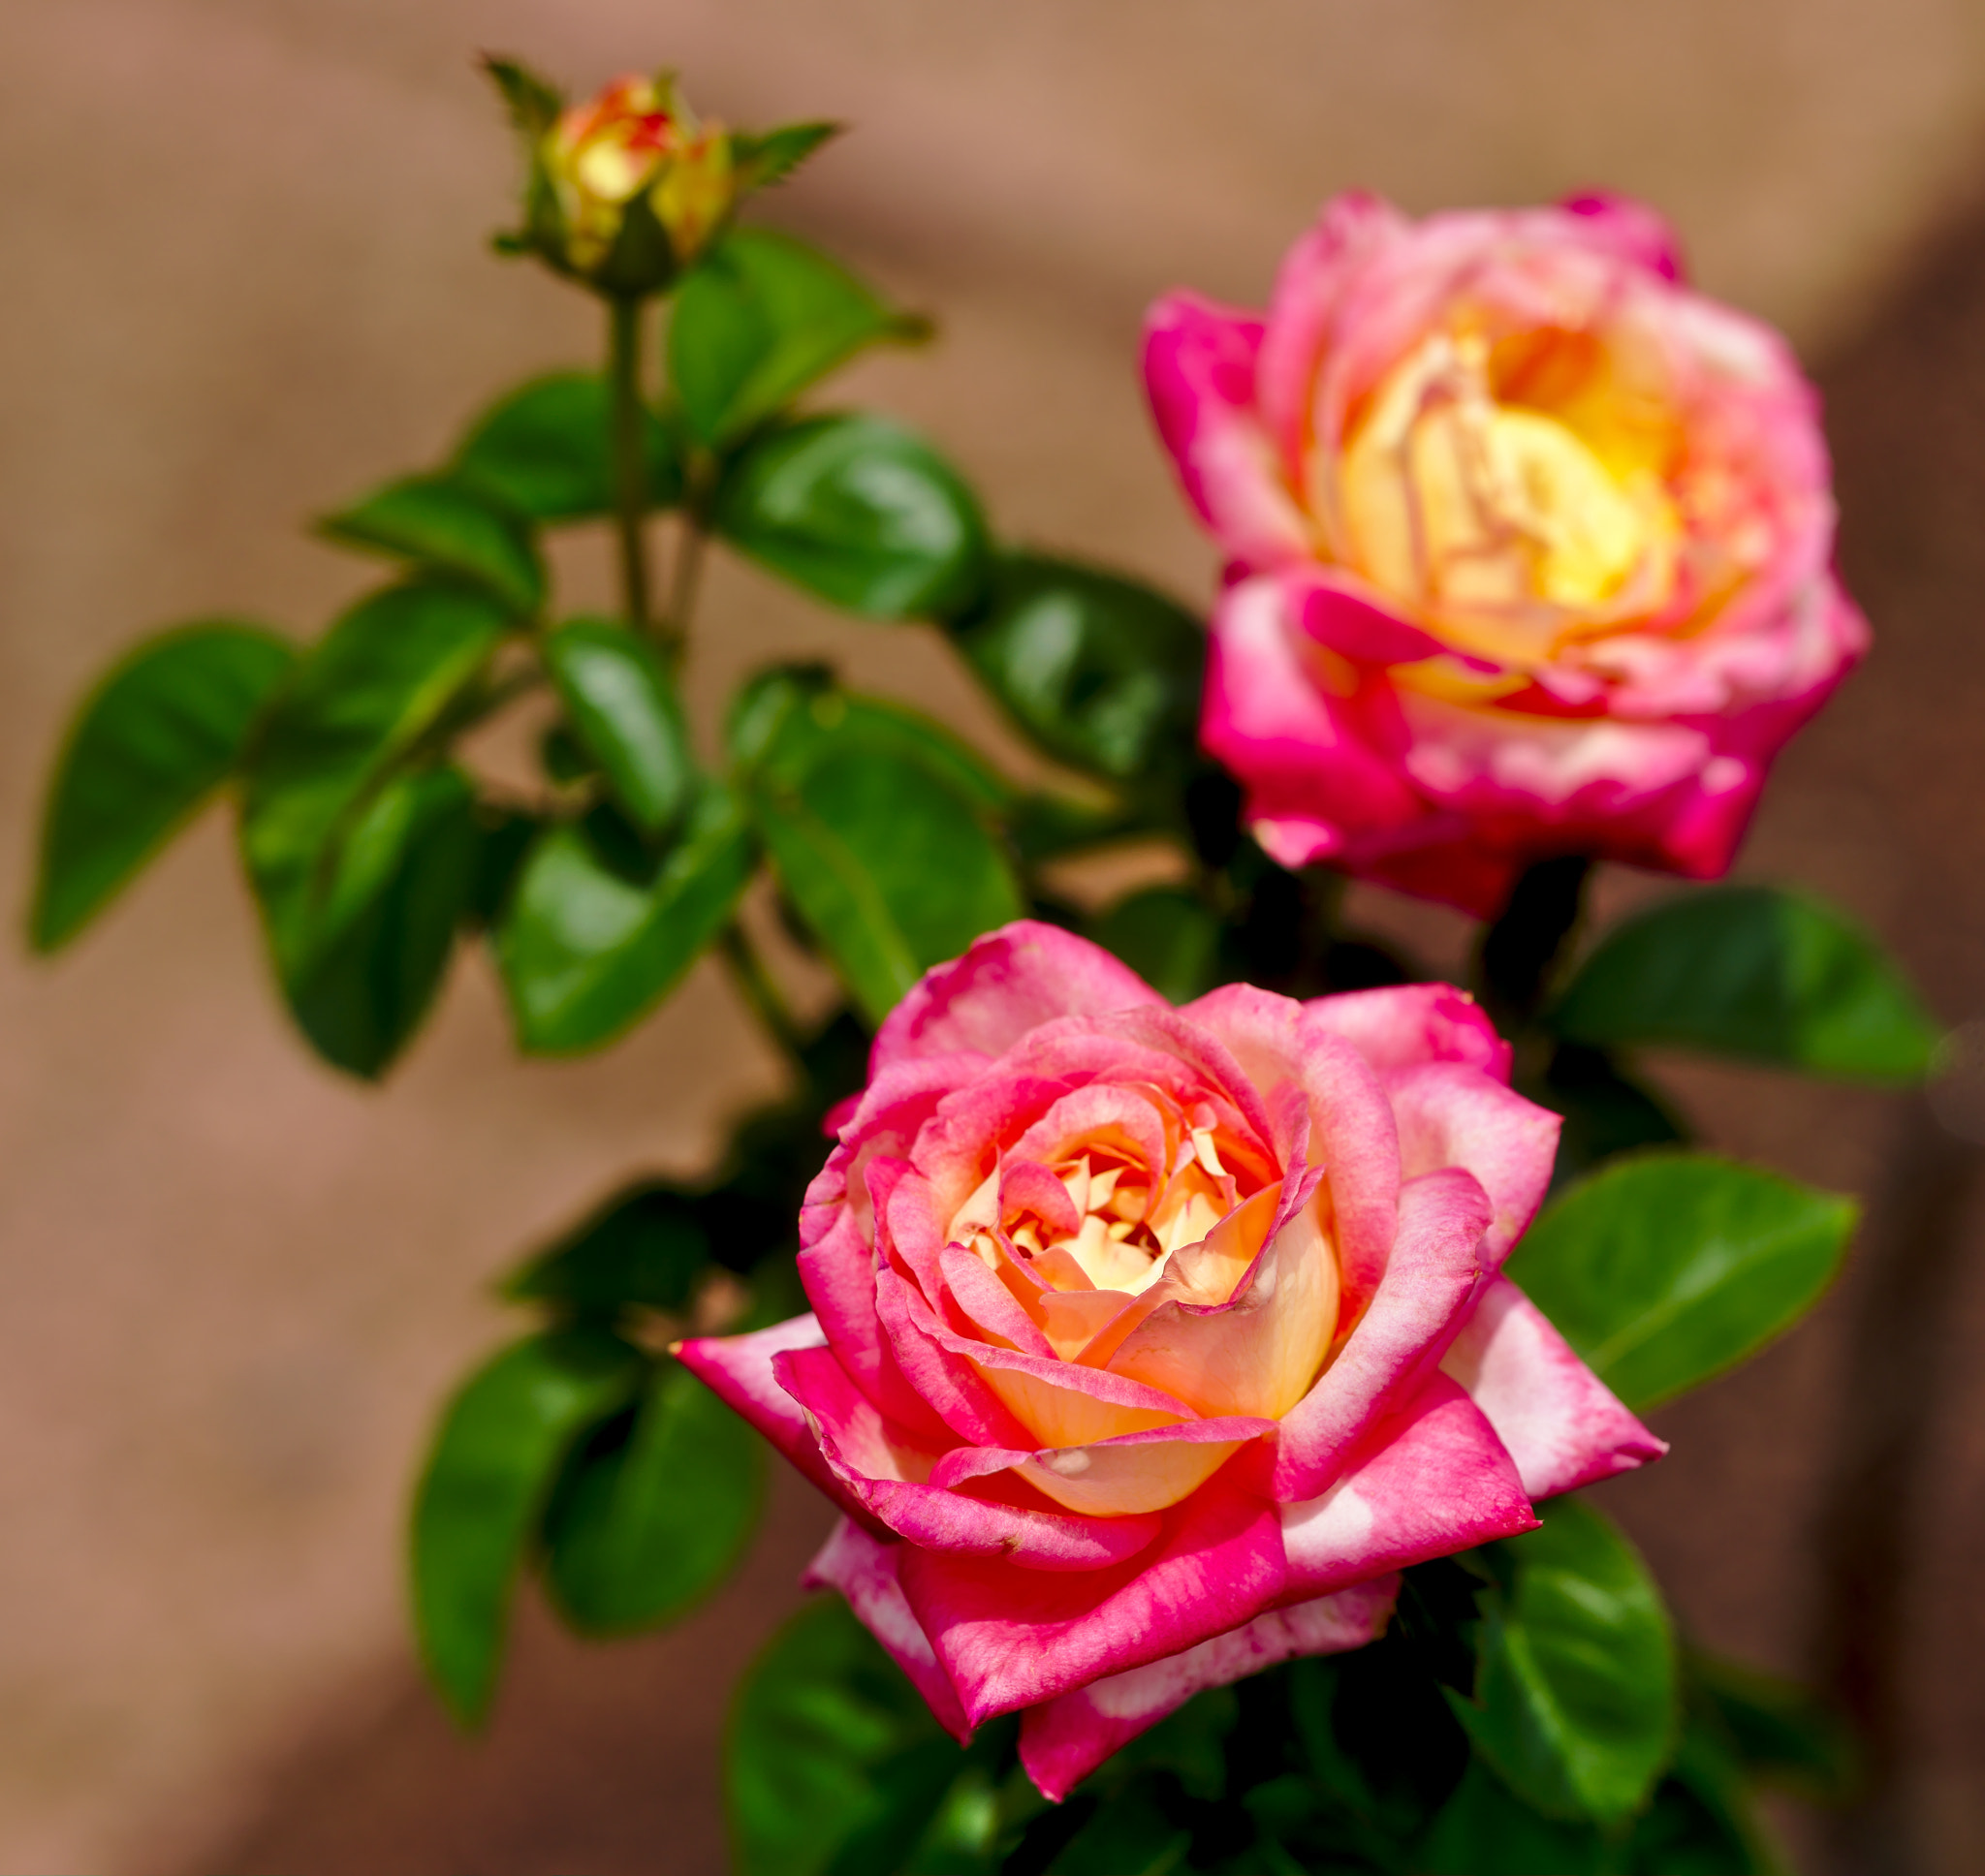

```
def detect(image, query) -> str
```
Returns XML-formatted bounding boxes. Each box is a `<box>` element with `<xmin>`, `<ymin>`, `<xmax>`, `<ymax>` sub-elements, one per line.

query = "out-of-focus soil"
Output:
<box><xmin>6</xmin><ymin>2</ymin><xmax>1985</xmax><ymax>1872</ymax></box>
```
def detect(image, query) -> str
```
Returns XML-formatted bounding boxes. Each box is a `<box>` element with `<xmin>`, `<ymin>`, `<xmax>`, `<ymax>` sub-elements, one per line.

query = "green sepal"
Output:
<box><xmin>409</xmin><ymin>1326</ymin><xmax>646</xmax><ymax>1727</ymax></box>
<box><xmin>731</xmin><ymin>121</ymin><xmax>841</xmax><ymax>192</ymax></box>
<box><xmin>31</xmin><ymin>622</ymin><xmax>295</xmax><ymax>952</ymax></box>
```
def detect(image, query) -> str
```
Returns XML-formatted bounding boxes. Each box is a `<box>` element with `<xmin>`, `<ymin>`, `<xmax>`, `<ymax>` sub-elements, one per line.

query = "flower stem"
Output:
<box><xmin>607</xmin><ymin>294</ymin><xmax>655</xmax><ymax>642</ymax></box>
<box><xmin>720</xmin><ymin>920</ymin><xmax>803</xmax><ymax>1062</ymax></box>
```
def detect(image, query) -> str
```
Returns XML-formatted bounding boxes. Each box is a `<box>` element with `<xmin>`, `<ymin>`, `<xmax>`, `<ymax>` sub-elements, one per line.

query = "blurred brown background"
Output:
<box><xmin>8</xmin><ymin>2</ymin><xmax>1985</xmax><ymax>1871</ymax></box>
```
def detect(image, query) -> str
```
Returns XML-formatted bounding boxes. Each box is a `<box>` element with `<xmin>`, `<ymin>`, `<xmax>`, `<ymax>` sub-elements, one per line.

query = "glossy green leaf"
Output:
<box><xmin>453</xmin><ymin>371</ymin><xmax>681</xmax><ymax>520</ymax></box>
<box><xmin>240</xmin><ymin>579</ymin><xmax>508</xmax><ymax>965</ymax></box>
<box><xmin>1089</xmin><ymin>887</ymin><xmax>1220</xmax><ymax>1005</ymax></box>
<box><xmin>714</xmin><ymin>415</ymin><xmax>990</xmax><ymax>620</ymax></box>
<box><xmin>274</xmin><ymin>765</ymin><xmax>482</xmax><ymax>1077</ymax></box>
<box><xmin>319</xmin><ymin>473</ymin><xmax>545</xmax><ymax>615</ymax></box>
<box><xmin>1449</xmin><ymin>1498</ymin><xmax>1678</xmax><ymax>1825</ymax></box>
<box><xmin>497</xmin><ymin>785</ymin><xmax>756</xmax><ymax>1053</ymax></box>
<box><xmin>731</xmin><ymin>121</ymin><xmax>841</xmax><ymax>192</ymax></box>
<box><xmin>505</xmin><ymin>1179</ymin><xmax>710</xmax><ymax>1316</ymax></box>
<box><xmin>31</xmin><ymin>623</ymin><xmax>295</xmax><ymax>952</ymax></box>
<box><xmin>410</xmin><ymin>1326</ymin><xmax>645</xmax><ymax>1726</ymax></box>
<box><xmin>1504</xmin><ymin>1151</ymin><xmax>1857</xmax><ymax>1412</ymax></box>
<box><xmin>671</xmin><ymin>229</ymin><xmax>929</xmax><ymax>445</ymax></box>
<box><xmin>1550</xmin><ymin>885</ymin><xmax>1940</xmax><ymax>1081</ymax></box>
<box><xmin>542</xmin><ymin>618</ymin><xmax>693</xmax><ymax>834</ymax></box>
<box><xmin>950</xmin><ymin>554</ymin><xmax>1204</xmax><ymax>785</ymax></box>
<box><xmin>728</xmin><ymin>1594</ymin><xmax>959</xmax><ymax>1876</ymax></box>
<box><xmin>734</xmin><ymin>672</ymin><xmax>1024</xmax><ymax>1024</ymax></box>
<box><xmin>545</xmin><ymin>1361</ymin><xmax>765</xmax><ymax>1635</ymax></box>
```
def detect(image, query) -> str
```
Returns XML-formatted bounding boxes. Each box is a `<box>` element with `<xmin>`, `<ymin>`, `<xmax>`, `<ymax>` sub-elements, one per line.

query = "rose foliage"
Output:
<box><xmin>28</xmin><ymin>54</ymin><xmax>1938</xmax><ymax>1876</ymax></box>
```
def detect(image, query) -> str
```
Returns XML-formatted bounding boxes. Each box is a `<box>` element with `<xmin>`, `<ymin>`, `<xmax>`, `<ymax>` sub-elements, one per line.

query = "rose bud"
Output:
<box><xmin>491</xmin><ymin>64</ymin><xmax>735</xmax><ymax>294</ymax></box>
<box><xmin>1145</xmin><ymin>193</ymin><xmax>1869</xmax><ymax>916</ymax></box>
<box><xmin>679</xmin><ymin>922</ymin><xmax>1662</xmax><ymax>1799</ymax></box>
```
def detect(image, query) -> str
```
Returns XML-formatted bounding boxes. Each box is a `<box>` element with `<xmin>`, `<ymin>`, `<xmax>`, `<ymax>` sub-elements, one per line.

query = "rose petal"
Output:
<box><xmin>872</xmin><ymin>921</ymin><xmax>1163</xmax><ymax>1074</ymax></box>
<box><xmin>1440</xmin><ymin>1276</ymin><xmax>1667</xmax><ymax>1498</ymax></box>
<box><xmin>898</xmin><ymin>1471</ymin><xmax>1287</xmax><ymax>1724</ymax></box>
<box><xmin>1014</xmin><ymin>1415</ymin><xmax>1276</xmax><ymax>1517</ymax></box>
<box><xmin>1017</xmin><ymin>1577</ymin><xmax>1400</xmax><ymax>1800</ymax></box>
<box><xmin>803</xmin><ymin>1518</ymin><xmax>971</xmax><ymax>1742</ymax></box>
<box><xmin>1301</xmin><ymin>983</ymin><xmax>1511</xmax><ymax>1083</ymax></box>
<box><xmin>1384</xmin><ymin>1063</ymin><xmax>1560</xmax><ymax>1262</ymax></box>
<box><xmin>1280</xmin><ymin>1371</ymin><xmax>1537</xmax><ymax>1598</ymax></box>
<box><xmin>1250</xmin><ymin>1168</ymin><xmax>1493</xmax><ymax>1503</ymax></box>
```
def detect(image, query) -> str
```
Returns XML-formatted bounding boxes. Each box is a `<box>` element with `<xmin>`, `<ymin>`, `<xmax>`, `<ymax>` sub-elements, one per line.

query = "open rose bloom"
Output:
<box><xmin>680</xmin><ymin>922</ymin><xmax>1663</xmax><ymax>1798</ymax></box>
<box><xmin>1147</xmin><ymin>193</ymin><xmax>1867</xmax><ymax>915</ymax></box>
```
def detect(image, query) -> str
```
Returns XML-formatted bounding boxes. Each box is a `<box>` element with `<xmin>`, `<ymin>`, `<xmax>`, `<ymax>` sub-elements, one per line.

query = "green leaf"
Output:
<box><xmin>1533</xmin><ymin>1043</ymin><xmax>1687</xmax><ymax>1194</ymax></box>
<box><xmin>454</xmin><ymin>372</ymin><xmax>682</xmax><ymax>521</ymax></box>
<box><xmin>1686</xmin><ymin>1649</ymin><xmax>1857</xmax><ymax>1801</ymax></box>
<box><xmin>671</xmin><ymin>229</ymin><xmax>929</xmax><ymax>446</ymax></box>
<box><xmin>728</xmin><ymin>1594</ymin><xmax>959</xmax><ymax>1876</ymax></box>
<box><xmin>274</xmin><ymin>765</ymin><xmax>482</xmax><ymax>1077</ymax></box>
<box><xmin>1504</xmin><ymin>1151</ymin><xmax>1857</xmax><ymax>1412</ymax></box>
<box><xmin>480</xmin><ymin>53</ymin><xmax>562</xmax><ymax>140</ymax></box>
<box><xmin>1047</xmin><ymin>1789</ymin><xmax>1191</xmax><ymax>1876</ymax></box>
<box><xmin>410</xmin><ymin>1326</ymin><xmax>645</xmax><ymax>1727</ymax></box>
<box><xmin>505</xmin><ymin>1179</ymin><xmax>710</xmax><ymax>1316</ymax></box>
<box><xmin>497</xmin><ymin>785</ymin><xmax>756</xmax><ymax>1053</ymax></box>
<box><xmin>31</xmin><ymin>623</ymin><xmax>295</xmax><ymax>952</ymax></box>
<box><xmin>1088</xmin><ymin>887</ymin><xmax>1219</xmax><ymax>1005</ymax></box>
<box><xmin>714</xmin><ymin>414</ymin><xmax>991</xmax><ymax>620</ymax></box>
<box><xmin>542</xmin><ymin>618</ymin><xmax>693</xmax><ymax>834</ymax></box>
<box><xmin>1624</xmin><ymin>1720</ymin><xmax>1782</xmax><ymax>1876</ymax></box>
<box><xmin>1416</xmin><ymin>1761</ymin><xmax>1606</xmax><ymax>1875</ymax></box>
<box><xmin>1449</xmin><ymin>1498</ymin><xmax>1678</xmax><ymax>1825</ymax></box>
<box><xmin>950</xmin><ymin>554</ymin><xmax>1205</xmax><ymax>786</ymax></box>
<box><xmin>734</xmin><ymin>672</ymin><xmax>1024</xmax><ymax>1024</ymax></box>
<box><xmin>319</xmin><ymin>473</ymin><xmax>545</xmax><ymax>615</ymax></box>
<box><xmin>545</xmin><ymin>1360</ymin><xmax>765</xmax><ymax>1635</ymax></box>
<box><xmin>1550</xmin><ymin>885</ymin><xmax>1940</xmax><ymax>1081</ymax></box>
<box><xmin>732</xmin><ymin>122</ymin><xmax>842</xmax><ymax>192</ymax></box>
<box><xmin>240</xmin><ymin>578</ymin><xmax>509</xmax><ymax>970</ymax></box>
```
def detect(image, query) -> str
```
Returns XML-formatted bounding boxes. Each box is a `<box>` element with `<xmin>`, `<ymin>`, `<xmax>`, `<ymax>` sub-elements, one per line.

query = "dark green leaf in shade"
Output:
<box><xmin>240</xmin><ymin>578</ymin><xmax>509</xmax><ymax>961</ymax></box>
<box><xmin>713</xmin><ymin>414</ymin><xmax>991</xmax><ymax>620</ymax></box>
<box><xmin>409</xmin><ymin>1326</ymin><xmax>645</xmax><ymax>1726</ymax></box>
<box><xmin>542</xmin><ymin>618</ymin><xmax>693</xmax><ymax>834</ymax></box>
<box><xmin>274</xmin><ymin>765</ymin><xmax>482</xmax><ymax>1078</ymax></box>
<box><xmin>731</xmin><ymin>121</ymin><xmax>842</xmax><ymax>191</ymax></box>
<box><xmin>31</xmin><ymin>623</ymin><xmax>295</xmax><ymax>952</ymax></box>
<box><xmin>505</xmin><ymin>1179</ymin><xmax>710</xmax><ymax>1316</ymax></box>
<box><xmin>1549</xmin><ymin>885</ymin><xmax>1940</xmax><ymax>1081</ymax></box>
<box><xmin>319</xmin><ymin>473</ymin><xmax>546</xmax><ymax>616</ymax></box>
<box><xmin>454</xmin><ymin>372</ymin><xmax>682</xmax><ymax>520</ymax></box>
<box><xmin>1416</xmin><ymin>1761</ymin><xmax>1607</xmax><ymax>1875</ymax></box>
<box><xmin>1007</xmin><ymin>792</ymin><xmax>1148</xmax><ymax>865</ymax></box>
<box><xmin>1089</xmin><ymin>887</ymin><xmax>1220</xmax><ymax>1004</ymax></box>
<box><xmin>462</xmin><ymin>803</ymin><xmax>540</xmax><ymax>929</ymax></box>
<box><xmin>496</xmin><ymin>784</ymin><xmax>756</xmax><ymax>1053</ymax></box>
<box><xmin>1623</xmin><ymin>1711</ymin><xmax>1782</xmax><ymax>1876</ymax></box>
<box><xmin>1504</xmin><ymin>1151</ymin><xmax>1857</xmax><ymax>1412</ymax></box>
<box><xmin>1686</xmin><ymin>1648</ymin><xmax>1858</xmax><ymax>1801</ymax></box>
<box><xmin>544</xmin><ymin>1360</ymin><xmax>765</xmax><ymax>1635</ymax></box>
<box><xmin>1448</xmin><ymin>1498</ymin><xmax>1678</xmax><ymax>1825</ymax></box>
<box><xmin>727</xmin><ymin>1594</ymin><xmax>959</xmax><ymax>1876</ymax></box>
<box><xmin>671</xmin><ymin>228</ymin><xmax>929</xmax><ymax>446</ymax></box>
<box><xmin>1533</xmin><ymin>1043</ymin><xmax>1688</xmax><ymax>1195</ymax></box>
<box><xmin>1046</xmin><ymin>1789</ymin><xmax>1192</xmax><ymax>1876</ymax></box>
<box><xmin>950</xmin><ymin>553</ymin><xmax>1205</xmax><ymax>786</ymax></box>
<box><xmin>731</xmin><ymin>671</ymin><xmax>1023</xmax><ymax>1025</ymax></box>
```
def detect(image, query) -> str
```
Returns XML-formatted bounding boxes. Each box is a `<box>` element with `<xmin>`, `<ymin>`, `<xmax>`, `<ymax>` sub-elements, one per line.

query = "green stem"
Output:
<box><xmin>720</xmin><ymin>921</ymin><xmax>803</xmax><ymax>1062</ymax></box>
<box><xmin>607</xmin><ymin>295</ymin><xmax>655</xmax><ymax>641</ymax></box>
<box><xmin>667</xmin><ymin>505</ymin><xmax>709</xmax><ymax>654</ymax></box>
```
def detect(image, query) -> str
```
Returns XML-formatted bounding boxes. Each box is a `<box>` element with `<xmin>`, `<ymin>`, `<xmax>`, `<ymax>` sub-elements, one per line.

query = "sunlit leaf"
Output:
<box><xmin>1504</xmin><ymin>1151</ymin><xmax>1857</xmax><ymax>1412</ymax></box>
<box><xmin>543</xmin><ymin>618</ymin><xmax>693</xmax><ymax>834</ymax></box>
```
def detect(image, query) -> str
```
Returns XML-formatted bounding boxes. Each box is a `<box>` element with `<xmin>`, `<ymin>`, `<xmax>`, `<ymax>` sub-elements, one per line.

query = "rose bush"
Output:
<box><xmin>1146</xmin><ymin>192</ymin><xmax>1867</xmax><ymax>916</ymax></box>
<box><xmin>681</xmin><ymin>921</ymin><xmax>1662</xmax><ymax>1798</ymax></box>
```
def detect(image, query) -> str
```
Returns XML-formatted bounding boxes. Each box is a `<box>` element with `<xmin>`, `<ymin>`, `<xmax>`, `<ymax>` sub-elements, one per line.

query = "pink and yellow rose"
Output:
<box><xmin>1146</xmin><ymin>192</ymin><xmax>1867</xmax><ymax>915</ymax></box>
<box><xmin>680</xmin><ymin>922</ymin><xmax>1662</xmax><ymax>1798</ymax></box>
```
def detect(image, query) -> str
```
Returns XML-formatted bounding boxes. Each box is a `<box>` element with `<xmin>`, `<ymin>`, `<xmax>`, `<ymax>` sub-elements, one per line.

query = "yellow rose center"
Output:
<box><xmin>1337</xmin><ymin>328</ymin><xmax>1679</xmax><ymax>662</ymax></box>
